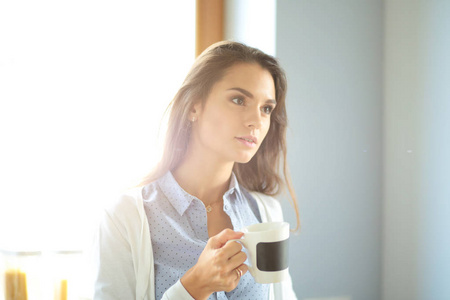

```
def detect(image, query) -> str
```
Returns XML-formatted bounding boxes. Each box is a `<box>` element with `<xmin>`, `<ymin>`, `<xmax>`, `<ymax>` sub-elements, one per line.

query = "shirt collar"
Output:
<box><xmin>225</xmin><ymin>172</ymin><xmax>242</xmax><ymax>198</ymax></box>
<box><xmin>157</xmin><ymin>171</ymin><xmax>195</xmax><ymax>216</ymax></box>
<box><xmin>157</xmin><ymin>171</ymin><xmax>244</xmax><ymax>216</ymax></box>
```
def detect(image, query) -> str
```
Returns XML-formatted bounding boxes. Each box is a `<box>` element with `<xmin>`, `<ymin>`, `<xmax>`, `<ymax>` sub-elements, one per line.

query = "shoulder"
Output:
<box><xmin>97</xmin><ymin>186</ymin><xmax>150</xmax><ymax>248</ymax></box>
<box><xmin>107</xmin><ymin>187</ymin><xmax>143</xmax><ymax>212</ymax></box>
<box><xmin>103</xmin><ymin>186</ymin><xmax>145</xmax><ymax>226</ymax></box>
<box><xmin>250</xmin><ymin>192</ymin><xmax>281</xmax><ymax>209</ymax></box>
<box><xmin>247</xmin><ymin>191</ymin><xmax>284</xmax><ymax>222</ymax></box>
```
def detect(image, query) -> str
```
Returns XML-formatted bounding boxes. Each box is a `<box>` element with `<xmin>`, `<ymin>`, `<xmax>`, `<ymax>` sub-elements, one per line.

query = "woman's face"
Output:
<box><xmin>190</xmin><ymin>62</ymin><xmax>276</xmax><ymax>165</ymax></box>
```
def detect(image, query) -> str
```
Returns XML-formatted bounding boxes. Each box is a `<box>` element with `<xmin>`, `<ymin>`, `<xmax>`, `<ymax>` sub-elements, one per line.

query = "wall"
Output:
<box><xmin>276</xmin><ymin>1</ymin><xmax>383</xmax><ymax>299</ymax></box>
<box><xmin>277</xmin><ymin>1</ymin><xmax>450</xmax><ymax>299</ymax></box>
<box><xmin>383</xmin><ymin>0</ymin><xmax>450</xmax><ymax>299</ymax></box>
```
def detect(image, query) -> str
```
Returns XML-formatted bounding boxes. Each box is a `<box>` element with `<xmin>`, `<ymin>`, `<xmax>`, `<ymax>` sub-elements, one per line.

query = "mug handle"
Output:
<box><xmin>226</xmin><ymin>237</ymin><xmax>247</xmax><ymax>248</ymax></box>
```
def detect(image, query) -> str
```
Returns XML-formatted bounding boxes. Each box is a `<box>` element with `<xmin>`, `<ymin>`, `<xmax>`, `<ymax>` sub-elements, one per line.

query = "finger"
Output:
<box><xmin>222</xmin><ymin>240</ymin><xmax>243</xmax><ymax>254</ymax></box>
<box><xmin>215</xmin><ymin>241</ymin><xmax>243</xmax><ymax>265</ymax></box>
<box><xmin>238</xmin><ymin>263</ymin><xmax>249</xmax><ymax>276</ymax></box>
<box><xmin>233</xmin><ymin>264</ymin><xmax>249</xmax><ymax>281</ymax></box>
<box><xmin>228</xmin><ymin>251</ymin><xmax>247</xmax><ymax>270</ymax></box>
<box><xmin>209</xmin><ymin>229</ymin><xmax>244</xmax><ymax>249</ymax></box>
<box><xmin>234</xmin><ymin>268</ymin><xmax>243</xmax><ymax>281</ymax></box>
<box><xmin>214</xmin><ymin>243</ymin><xmax>243</xmax><ymax>266</ymax></box>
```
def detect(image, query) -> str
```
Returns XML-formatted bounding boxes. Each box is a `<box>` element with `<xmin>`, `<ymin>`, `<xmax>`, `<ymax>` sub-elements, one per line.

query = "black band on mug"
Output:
<box><xmin>256</xmin><ymin>238</ymin><xmax>289</xmax><ymax>272</ymax></box>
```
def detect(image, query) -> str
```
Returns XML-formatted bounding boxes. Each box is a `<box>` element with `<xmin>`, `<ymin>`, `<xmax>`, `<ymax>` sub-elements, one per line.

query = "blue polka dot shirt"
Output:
<box><xmin>143</xmin><ymin>171</ymin><xmax>270</xmax><ymax>300</ymax></box>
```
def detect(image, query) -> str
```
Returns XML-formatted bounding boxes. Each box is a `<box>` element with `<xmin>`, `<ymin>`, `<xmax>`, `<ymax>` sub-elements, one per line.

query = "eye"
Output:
<box><xmin>262</xmin><ymin>105</ymin><xmax>275</xmax><ymax>115</ymax></box>
<box><xmin>231</xmin><ymin>97</ymin><xmax>245</xmax><ymax>106</ymax></box>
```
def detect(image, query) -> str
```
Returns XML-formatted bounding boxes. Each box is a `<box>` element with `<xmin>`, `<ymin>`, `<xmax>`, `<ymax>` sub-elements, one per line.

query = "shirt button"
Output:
<box><xmin>224</xmin><ymin>204</ymin><xmax>229</xmax><ymax>210</ymax></box>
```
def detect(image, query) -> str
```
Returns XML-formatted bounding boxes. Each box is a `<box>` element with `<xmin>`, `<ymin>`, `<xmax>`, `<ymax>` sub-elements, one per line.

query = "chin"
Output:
<box><xmin>234</xmin><ymin>153</ymin><xmax>256</xmax><ymax>164</ymax></box>
<box><xmin>235</xmin><ymin>158</ymin><xmax>251</xmax><ymax>164</ymax></box>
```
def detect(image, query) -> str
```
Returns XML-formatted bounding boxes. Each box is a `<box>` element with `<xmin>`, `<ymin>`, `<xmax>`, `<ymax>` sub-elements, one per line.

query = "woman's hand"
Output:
<box><xmin>180</xmin><ymin>228</ymin><xmax>249</xmax><ymax>300</ymax></box>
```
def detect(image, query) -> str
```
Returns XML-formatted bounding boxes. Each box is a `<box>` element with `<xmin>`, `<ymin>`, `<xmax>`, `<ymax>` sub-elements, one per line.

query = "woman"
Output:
<box><xmin>93</xmin><ymin>41</ymin><xmax>300</xmax><ymax>300</ymax></box>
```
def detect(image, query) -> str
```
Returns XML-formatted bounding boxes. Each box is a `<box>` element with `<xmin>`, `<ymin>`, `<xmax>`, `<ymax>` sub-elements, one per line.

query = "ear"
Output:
<box><xmin>189</xmin><ymin>102</ymin><xmax>202</xmax><ymax>121</ymax></box>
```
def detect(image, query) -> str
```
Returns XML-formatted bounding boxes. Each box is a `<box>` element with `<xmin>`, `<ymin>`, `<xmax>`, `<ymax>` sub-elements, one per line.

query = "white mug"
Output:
<box><xmin>232</xmin><ymin>222</ymin><xmax>290</xmax><ymax>284</ymax></box>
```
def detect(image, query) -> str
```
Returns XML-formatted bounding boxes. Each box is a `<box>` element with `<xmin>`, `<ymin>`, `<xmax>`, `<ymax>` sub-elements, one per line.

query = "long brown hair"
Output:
<box><xmin>140</xmin><ymin>41</ymin><xmax>300</xmax><ymax>231</ymax></box>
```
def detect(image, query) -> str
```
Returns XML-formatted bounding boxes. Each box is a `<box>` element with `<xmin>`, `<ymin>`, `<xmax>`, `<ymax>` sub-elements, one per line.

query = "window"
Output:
<box><xmin>0</xmin><ymin>0</ymin><xmax>195</xmax><ymax>251</ymax></box>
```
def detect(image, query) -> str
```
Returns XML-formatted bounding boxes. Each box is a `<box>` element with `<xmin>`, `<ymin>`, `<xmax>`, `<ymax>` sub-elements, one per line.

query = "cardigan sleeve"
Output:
<box><xmin>161</xmin><ymin>280</ymin><xmax>195</xmax><ymax>300</ymax></box>
<box><xmin>93</xmin><ymin>191</ymin><xmax>194</xmax><ymax>300</ymax></box>
<box><xmin>93</xmin><ymin>203</ymin><xmax>138</xmax><ymax>299</ymax></box>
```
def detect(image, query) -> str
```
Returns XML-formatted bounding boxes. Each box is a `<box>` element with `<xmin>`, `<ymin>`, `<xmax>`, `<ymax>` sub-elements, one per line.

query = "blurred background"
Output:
<box><xmin>1</xmin><ymin>0</ymin><xmax>449</xmax><ymax>299</ymax></box>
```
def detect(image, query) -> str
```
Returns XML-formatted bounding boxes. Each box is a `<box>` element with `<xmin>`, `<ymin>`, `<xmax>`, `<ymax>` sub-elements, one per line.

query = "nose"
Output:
<box><xmin>246</xmin><ymin>107</ymin><xmax>263</xmax><ymax>130</ymax></box>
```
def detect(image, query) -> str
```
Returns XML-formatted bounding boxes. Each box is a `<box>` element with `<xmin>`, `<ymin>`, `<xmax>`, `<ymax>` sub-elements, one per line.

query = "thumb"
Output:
<box><xmin>209</xmin><ymin>228</ymin><xmax>244</xmax><ymax>249</ymax></box>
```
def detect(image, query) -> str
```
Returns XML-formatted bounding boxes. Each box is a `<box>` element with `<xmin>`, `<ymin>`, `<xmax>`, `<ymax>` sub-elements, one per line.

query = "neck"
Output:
<box><xmin>172</xmin><ymin>151</ymin><xmax>234</xmax><ymax>206</ymax></box>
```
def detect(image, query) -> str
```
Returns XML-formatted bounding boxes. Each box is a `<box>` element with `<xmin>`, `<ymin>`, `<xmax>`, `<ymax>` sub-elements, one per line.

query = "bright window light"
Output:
<box><xmin>0</xmin><ymin>1</ymin><xmax>195</xmax><ymax>251</ymax></box>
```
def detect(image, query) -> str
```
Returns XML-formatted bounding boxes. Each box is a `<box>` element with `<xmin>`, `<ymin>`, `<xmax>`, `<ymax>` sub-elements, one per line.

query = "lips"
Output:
<box><xmin>236</xmin><ymin>135</ymin><xmax>257</xmax><ymax>145</ymax></box>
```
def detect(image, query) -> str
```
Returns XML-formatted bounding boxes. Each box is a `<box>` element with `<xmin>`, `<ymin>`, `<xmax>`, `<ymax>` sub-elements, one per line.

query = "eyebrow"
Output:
<box><xmin>227</xmin><ymin>87</ymin><xmax>277</xmax><ymax>104</ymax></box>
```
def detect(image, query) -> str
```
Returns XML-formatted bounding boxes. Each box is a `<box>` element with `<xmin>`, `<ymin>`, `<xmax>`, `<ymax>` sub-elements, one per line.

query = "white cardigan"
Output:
<box><xmin>93</xmin><ymin>187</ymin><xmax>297</xmax><ymax>300</ymax></box>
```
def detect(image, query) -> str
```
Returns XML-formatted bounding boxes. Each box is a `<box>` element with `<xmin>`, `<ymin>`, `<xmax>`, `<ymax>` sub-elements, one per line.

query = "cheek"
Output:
<box><xmin>261</xmin><ymin>120</ymin><xmax>271</xmax><ymax>140</ymax></box>
<box><xmin>200</xmin><ymin>108</ymin><xmax>235</xmax><ymax>140</ymax></box>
